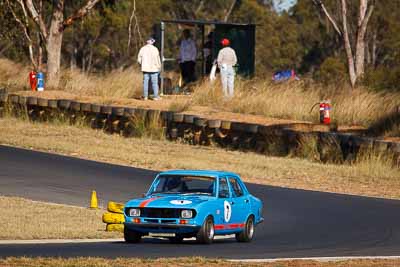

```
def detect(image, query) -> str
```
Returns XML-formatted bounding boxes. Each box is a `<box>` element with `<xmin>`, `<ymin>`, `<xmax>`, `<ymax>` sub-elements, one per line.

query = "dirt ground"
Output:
<box><xmin>1</xmin><ymin>257</ymin><xmax>400</xmax><ymax>267</ymax></box>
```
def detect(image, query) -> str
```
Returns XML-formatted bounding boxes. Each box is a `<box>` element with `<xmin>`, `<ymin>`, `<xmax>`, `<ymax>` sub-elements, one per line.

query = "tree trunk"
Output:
<box><xmin>37</xmin><ymin>32</ymin><xmax>43</xmax><ymax>71</ymax></box>
<box><xmin>354</xmin><ymin>0</ymin><xmax>367</xmax><ymax>78</ymax></box>
<box><xmin>340</xmin><ymin>0</ymin><xmax>357</xmax><ymax>87</ymax></box>
<box><xmin>72</xmin><ymin>46</ymin><xmax>78</xmax><ymax>71</ymax></box>
<box><xmin>355</xmin><ymin>0</ymin><xmax>374</xmax><ymax>78</ymax></box>
<box><xmin>365</xmin><ymin>40</ymin><xmax>371</xmax><ymax>65</ymax></box>
<box><xmin>315</xmin><ymin>0</ymin><xmax>374</xmax><ymax>88</ymax></box>
<box><xmin>372</xmin><ymin>31</ymin><xmax>377</xmax><ymax>67</ymax></box>
<box><xmin>46</xmin><ymin>0</ymin><xmax>64</xmax><ymax>88</ymax></box>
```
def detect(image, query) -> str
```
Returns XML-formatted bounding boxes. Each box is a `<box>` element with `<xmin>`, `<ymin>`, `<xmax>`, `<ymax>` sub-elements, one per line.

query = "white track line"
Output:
<box><xmin>0</xmin><ymin>239</ymin><xmax>123</xmax><ymax>245</ymax></box>
<box><xmin>228</xmin><ymin>256</ymin><xmax>400</xmax><ymax>262</ymax></box>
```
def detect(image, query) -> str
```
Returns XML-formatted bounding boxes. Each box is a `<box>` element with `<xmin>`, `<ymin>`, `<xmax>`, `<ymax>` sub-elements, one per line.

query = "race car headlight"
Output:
<box><xmin>181</xmin><ymin>210</ymin><xmax>193</xmax><ymax>219</ymax></box>
<box><xmin>129</xmin><ymin>208</ymin><xmax>140</xmax><ymax>217</ymax></box>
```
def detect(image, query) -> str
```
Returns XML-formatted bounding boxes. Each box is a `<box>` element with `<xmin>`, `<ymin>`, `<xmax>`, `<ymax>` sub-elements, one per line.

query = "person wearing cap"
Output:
<box><xmin>137</xmin><ymin>37</ymin><xmax>161</xmax><ymax>100</ymax></box>
<box><xmin>178</xmin><ymin>29</ymin><xmax>197</xmax><ymax>86</ymax></box>
<box><xmin>217</xmin><ymin>38</ymin><xmax>237</xmax><ymax>98</ymax></box>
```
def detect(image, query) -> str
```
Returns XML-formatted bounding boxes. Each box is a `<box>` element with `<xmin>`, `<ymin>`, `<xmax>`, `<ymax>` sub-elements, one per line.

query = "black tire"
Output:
<box><xmin>236</xmin><ymin>216</ymin><xmax>255</xmax><ymax>243</ymax></box>
<box><xmin>194</xmin><ymin>117</ymin><xmax>207</xmax><ymax>127</ymax></box>
<box><xmin>207</xmin><ymin>119</ymin><xmax>221</xmax><ymax>129</ymax></box>
<box><xmin>48</xmin><ymin>100</ymin><xmax>58</xmax><ymax>109</ymax></box>
<box><xmin>169</xmin><ymin>235</ymin><xmax>184</xmax><ymax>244</ymax></box>
<box><xmin>124</xmin><ymin>227</ymin><xmax>142</xmax><ymax>243</ymax></box>
<box><xmin>173</xmin><ymin>113</ymin><xmax>184</xmax><ymax>123</ymax></box>
<box><xmin>196</xmin><ymin>216</ymin><xmax>214</xmax><ymax>244</ymax></box>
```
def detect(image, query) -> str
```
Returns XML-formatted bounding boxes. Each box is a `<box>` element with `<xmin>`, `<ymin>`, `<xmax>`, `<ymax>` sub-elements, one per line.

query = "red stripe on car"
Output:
<box><xmin>215</xmin><ymin>223</ymin><xmax>245</xmax><ymax>230</ymax></box>
<box><xmin>214</xmin><ymin>225</ymin><xmax>225</xmax><ymax>230</ymax></box>
<box><xmin>139</xmin><ymin>197</ymin><xmax>161</xmax><ymax>208</ymax></box>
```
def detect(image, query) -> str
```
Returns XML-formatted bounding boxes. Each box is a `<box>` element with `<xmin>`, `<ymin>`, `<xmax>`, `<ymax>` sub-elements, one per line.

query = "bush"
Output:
<box><xmin>364</xmin><ymin>66</ymin><xmax>400</xmax><ymax>92</ymax></box>
<box><xmin>315</xmin><ymin>57</ymin><xmax>347</xmax><ymax>86</ymax></box>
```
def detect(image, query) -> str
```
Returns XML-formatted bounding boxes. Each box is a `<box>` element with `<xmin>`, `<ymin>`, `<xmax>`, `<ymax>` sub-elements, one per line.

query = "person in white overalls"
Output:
<box><xmin>217</xmin><ymin>38</ymin><xmax>237</xmax><ymax>98</ymax></box>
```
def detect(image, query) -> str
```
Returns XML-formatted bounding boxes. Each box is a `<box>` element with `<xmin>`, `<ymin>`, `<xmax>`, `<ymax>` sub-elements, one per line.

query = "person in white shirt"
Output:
<box><xmin>137</xmin><ymin>37</ymin><xmax>161</xmax><ymax>100</ymax></box>
<box><xmin>217</xmin><ymin>38</ymin><xmax>237</xmax><ymax>98</ymax></box>
<box><xmin>178</xmin><ymin>29</ymin><xmax>197</xmax><ymax>86</ymax></box>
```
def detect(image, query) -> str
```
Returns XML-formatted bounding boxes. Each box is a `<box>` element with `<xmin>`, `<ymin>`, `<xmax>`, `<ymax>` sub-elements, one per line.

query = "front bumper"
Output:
<box><xmin>124</xmin><ymin>221</ymin><xmax>201</xmax><ymax>234</ymax></box>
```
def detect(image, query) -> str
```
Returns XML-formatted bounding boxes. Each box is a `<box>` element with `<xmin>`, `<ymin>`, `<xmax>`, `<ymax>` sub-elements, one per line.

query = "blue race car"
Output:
<box><xmin>123</xmin><ymin>170</ymin><xmax>264</xmax><ymax>244</ymax></box>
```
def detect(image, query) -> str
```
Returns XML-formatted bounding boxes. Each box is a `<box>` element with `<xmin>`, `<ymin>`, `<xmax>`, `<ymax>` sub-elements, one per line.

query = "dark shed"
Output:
<box><xmin>154</xmin><ymin>19</ymin><xmax>256</xmax><ymax>93</ymax></box>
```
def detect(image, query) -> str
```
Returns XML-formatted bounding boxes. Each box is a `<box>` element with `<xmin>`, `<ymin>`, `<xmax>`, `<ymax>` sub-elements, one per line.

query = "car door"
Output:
<box><xmin>227</xmin><ymin>176</ymin><xmax>249</xmax><ymax>226</ymax></box>
<box><xmin>216</xmin><ymin>177</ymin><xmax>233</xmax><ymax>228</ymax></box>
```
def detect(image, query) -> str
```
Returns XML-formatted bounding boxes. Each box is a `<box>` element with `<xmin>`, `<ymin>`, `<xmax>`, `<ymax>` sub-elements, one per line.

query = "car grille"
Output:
<box><xmin>141</xmin><ymin>208</ymin><xmax>180</xmax><ymax>218</ymax></box>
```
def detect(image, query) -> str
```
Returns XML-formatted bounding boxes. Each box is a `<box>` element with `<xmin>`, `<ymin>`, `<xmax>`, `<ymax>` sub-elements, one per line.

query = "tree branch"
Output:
<box><xmin>312</xmin><ymin>0</ymin><xmax>342</xmax><ymax>36</ymax></box>
<box><xmin>195</xmin><ymin>0</ymin><xmax>204</xmax><ymax>17</ymax></box>
<box><xmin>6</xmin><ymin>0</ymin><xmax>38</xmax><ymax>69</ymax></box>
<box><xmin>359</xmin><ymin>2</ymin><xmax>374</xmax><ymax>40</ymax></box>
<box><xmin>63</xmin><ymin>0</ymin><xmax>101</xmax><ymax>29</ymax></box>
<box><xmin>25</xmin><ymin>0</ymin><xmax>48</xmax><ymax>40</ymax></box>
<box><xmin>127</xmin><ymin>0</ymin><xmax>142</xmax><ymax>53</ymax></box>
<box><xmin>6</xmin><ymin>0</ymin><xmax>31</xmax><ymax>42</ymax></box>
<box><xmin>223</xmin><ymin>0</ymin><xmax>237</xmax><ymax>22</ymax></box>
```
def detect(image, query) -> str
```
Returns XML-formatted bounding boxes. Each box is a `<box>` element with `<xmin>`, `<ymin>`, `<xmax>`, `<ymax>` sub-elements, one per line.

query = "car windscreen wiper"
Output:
<box><xmin>181</xmin><ymin>192</ymin><xmax>213</xmax><ymax>195</ymax></box>
<box><xmin>151</xmin><ymin>191</ymin><xmax>182</xmax><ymax>194</ymax></box>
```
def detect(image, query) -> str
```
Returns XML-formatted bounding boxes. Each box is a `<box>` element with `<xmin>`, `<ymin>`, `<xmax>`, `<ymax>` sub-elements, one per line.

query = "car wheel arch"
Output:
<box><xmin>245</xmin><ymin>214</ymin><xmax>255</xmax><ymax>224</ymax></box>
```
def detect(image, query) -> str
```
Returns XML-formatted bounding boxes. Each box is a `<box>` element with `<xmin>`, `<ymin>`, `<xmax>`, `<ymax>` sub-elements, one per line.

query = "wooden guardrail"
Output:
<box><xmin>1</xmin><ymin>90</ymin><xmax>399</xmax><ymax>165</ymax></box>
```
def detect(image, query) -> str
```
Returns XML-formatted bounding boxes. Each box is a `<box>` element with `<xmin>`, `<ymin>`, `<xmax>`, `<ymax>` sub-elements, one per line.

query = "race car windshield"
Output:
<box><xmin>151</xmin><ymin>175</ymin><xmax>216</xmax><ymax>196</ymax></box>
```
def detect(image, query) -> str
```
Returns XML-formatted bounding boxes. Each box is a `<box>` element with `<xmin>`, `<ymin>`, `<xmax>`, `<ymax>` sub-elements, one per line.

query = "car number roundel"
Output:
<box><xmin>223</xmin><ymin>200</ymin><xmax>231</xmax><ymax>222</ymax></box>
<box><xmin>170</xmin><ymin>200</ymin><xmax>192</xmax><ymax>205</ymax></box>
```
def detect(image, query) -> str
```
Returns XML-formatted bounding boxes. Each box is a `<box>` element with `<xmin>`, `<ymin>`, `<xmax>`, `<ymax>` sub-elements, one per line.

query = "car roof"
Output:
<box><xmin>158</xmin><ymin>170</ymin><xmax>239</xmax><ymax>178</ymax></box>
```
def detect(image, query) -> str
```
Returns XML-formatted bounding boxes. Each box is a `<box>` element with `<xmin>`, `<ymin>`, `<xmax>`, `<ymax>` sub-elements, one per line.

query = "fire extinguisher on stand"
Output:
<box><xmin>319</xmin><ymin>100</ymin><xmax>331</xmax><ymax>125</ymax></box>
<box><xmin>29</xmin><ymin>70</ymin><xmax>37</xmax><ymax>91</ymax></box>
<box><xmin>310</xmin><ymin>100</ymin><xmax>332</xmax><ymax>125</ymax></box>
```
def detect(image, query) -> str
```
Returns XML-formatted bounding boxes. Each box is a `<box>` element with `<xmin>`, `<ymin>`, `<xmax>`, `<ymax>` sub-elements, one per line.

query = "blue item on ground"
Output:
<box><xmin>37</xmin><ymin>72</ymin><xmax>45</xmax><ymax>91</ymax></box>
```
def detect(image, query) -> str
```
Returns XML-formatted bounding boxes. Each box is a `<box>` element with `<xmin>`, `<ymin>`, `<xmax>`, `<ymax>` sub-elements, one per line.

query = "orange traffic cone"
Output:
<box><xmin>90</xmin><ymin>190</ymin><xmax>98</xmax><ymax>209</ymax></box>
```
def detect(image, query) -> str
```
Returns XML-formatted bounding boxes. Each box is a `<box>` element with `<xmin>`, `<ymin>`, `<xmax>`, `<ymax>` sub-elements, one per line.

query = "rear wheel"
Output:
<box><xmin>196</xmin><ymin>216</ymin><xmax>214</xmax><ymax>244</ymax></box>
<box><xmin>124</xmin><ymin>227</ymin><xmax>142</xmax><ymax>243</ymax></box>
<box><xmin>236</xmin><ymin>216</ymin><xmax>255</xmax><ymax>242</ymax></box>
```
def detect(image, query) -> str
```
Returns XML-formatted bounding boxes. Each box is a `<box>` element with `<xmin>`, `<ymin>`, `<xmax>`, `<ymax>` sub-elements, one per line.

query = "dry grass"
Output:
<box><xmin>190</xmin><ymin>78</ymin><xmax>400</xmax><ymax>127</ymax></box>
<box><xmin>1</xmin><ymin>257</ymin><xmax>400</xmax><ymax>267</ymax></box>
<box><xmin>1</xmin><ymin>58</ymin><xmax>399</xmax><ymax>129</ymax></box>
<box><xmin>0</xmin><ymin>116</ymin><xmax>399</xmax><ymax>199</ymax></box>
<box><xmin>60</xmin><ymin>68</ymin><xmax>143</xmax><ymax>99</ymax></box>
<box><xmin>0</xmin><ymin>196</ymin><xmax>120</xmax><ymax>240</ymax></box>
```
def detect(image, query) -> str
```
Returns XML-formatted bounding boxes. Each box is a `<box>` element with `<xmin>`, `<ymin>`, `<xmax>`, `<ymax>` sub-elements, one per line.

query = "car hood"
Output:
<box><xmin>125</xmin><ymin>194</ymin><xmax>213</xmax><ymax>209</ymax></box>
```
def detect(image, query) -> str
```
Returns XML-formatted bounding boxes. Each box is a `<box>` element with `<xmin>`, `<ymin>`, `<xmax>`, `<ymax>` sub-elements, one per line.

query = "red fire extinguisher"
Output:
<box><xmin>29</xmin><ymin>70</ymin><xmax>37</xmax><ymax>91</ymax></box>
<box><xmin>319</xmin><ymin>100</ymin><xmax>331</xmax><ymax>125</ymax></box>
<box><xmin>310</xmin><ymin>100</ymin><xmax>332</xmax><ymax>125</ymax></box>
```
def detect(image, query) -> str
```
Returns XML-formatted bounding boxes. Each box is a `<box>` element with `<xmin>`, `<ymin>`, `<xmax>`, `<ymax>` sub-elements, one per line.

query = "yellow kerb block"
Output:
<box><xmin>106</xmin><ymin>223</ymin><xmax>124</xmax><ymax>232</ymax></box>
<box><xmin>107</xmin><ymin>201</ymin><xmax>124</xmax><ymax>214</ymax></box>
<box><xmin>102</xmin><ymin>212</ymin><xmax>125</xmax><ymax>224</ymax></box>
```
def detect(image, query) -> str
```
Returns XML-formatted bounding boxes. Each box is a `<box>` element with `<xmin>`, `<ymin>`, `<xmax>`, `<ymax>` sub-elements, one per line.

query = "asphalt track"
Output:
<box><xmin>1</xmin><ymin>145</ymin><xmax>400</xmax><ymax>259</ymax></box>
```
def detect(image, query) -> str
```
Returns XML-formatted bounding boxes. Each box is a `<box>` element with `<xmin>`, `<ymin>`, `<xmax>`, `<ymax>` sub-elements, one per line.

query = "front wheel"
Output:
<box><xmin>196</xmin><ymin>216</ymin><xmax>214</xmax><ymax>244</ymax></box>
<box><xmin>236</xmin><ymin>216</ymin><xmax>255</xmax><ymax>242</ymax></box>
<box><xmin>124</xmin><ymin>227</ymin><xmax>142</xmax><ymax>243</ymax></box>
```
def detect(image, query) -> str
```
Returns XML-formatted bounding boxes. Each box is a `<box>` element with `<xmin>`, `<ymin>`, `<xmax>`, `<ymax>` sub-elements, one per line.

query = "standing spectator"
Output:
<box><xmin>178</xmin><ymin>29</ymin><xmax>197</xmax><ymax>86</ymax></box>
<box><xmin>137</xmin><ymin>37</ymin><xmax>161</xmax><ymax>100</ymax></box>
<box><xmin>217</xmin><ymin>38</ymin><xmax>237</xmax><ymax>98</ymax></box>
